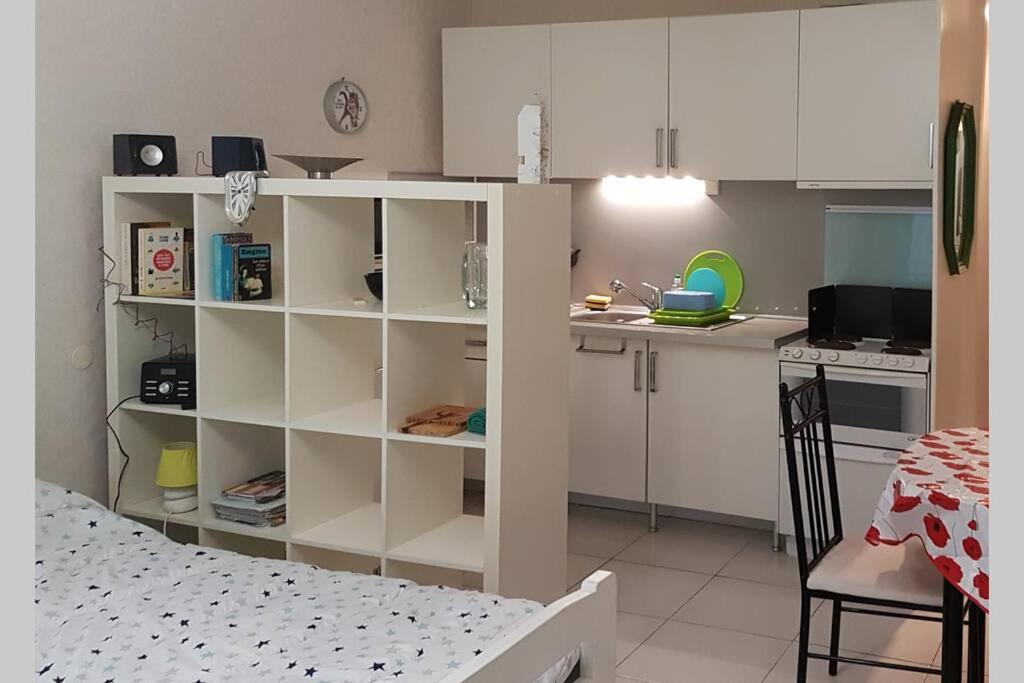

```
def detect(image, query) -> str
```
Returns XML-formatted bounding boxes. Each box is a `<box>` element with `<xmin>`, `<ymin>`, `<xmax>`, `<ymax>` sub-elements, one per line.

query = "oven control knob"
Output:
<box><xmin>887</xmin><ymin>356</ymin><xmax>899</xmax><ymax>367</ymax></box>
<box><xmin>827</xmin><ymin>351</ymin><xmax>840</xmax><ymax>362</ymax></box>
<box><xmin>903</xmin><ymin>358</ymin><xmax>916</xmax><ymax>368</ymax></box>
<box><xmin>870</xmin><ymin>355</ymin><xmax>883</xmax><ymax>365</ymax></box>
<box><xmin>855</xmin><ymin>353</ymin><xmax>868</xmax><ymax>364</ymax></box>
<box><xmin>791</xmin><ymin>349</ymin><xmax>803</xmax><ymax>359</ymax></box>
<box><xmin>808</xmin><ymin>350</ymin><xmax>821</xmax><ymax>361</ymax></box>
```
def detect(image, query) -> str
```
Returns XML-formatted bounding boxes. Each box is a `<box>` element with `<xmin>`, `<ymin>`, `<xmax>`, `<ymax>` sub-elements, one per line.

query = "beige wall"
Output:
<box><xmin>932</xmin><ymin>0</ymin><xmax>989</xmax><ymax>428</ymax></box>
<box><xmin>36</xmin><ymin>0</ymin><xmax>470</xmax><ymax>502</ymax></box>
<box><xmin>468</xmin><ymin>0</ymin><xmax>900</xmax><ymax>25</ymax></box>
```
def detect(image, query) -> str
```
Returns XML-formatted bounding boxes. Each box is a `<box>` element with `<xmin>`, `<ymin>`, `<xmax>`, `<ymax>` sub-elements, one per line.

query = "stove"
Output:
<box><xmin>780</xmin><ymin>337</ymin><xmax>930</xmax><ymax>372</ymax></box>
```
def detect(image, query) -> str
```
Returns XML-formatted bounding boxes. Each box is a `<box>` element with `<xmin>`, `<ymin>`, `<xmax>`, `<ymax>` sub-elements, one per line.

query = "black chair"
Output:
<box><xmin>780</xmin><ymin>365</ymin><xmax>950</xmax><ymax>680</ymax></box>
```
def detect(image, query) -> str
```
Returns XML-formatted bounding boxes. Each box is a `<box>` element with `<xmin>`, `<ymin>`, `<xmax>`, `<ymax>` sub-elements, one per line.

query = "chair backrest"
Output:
<box><xmin>779</xmin><ymin>364</ymin><xmax>844</xmax><ymax>583</ymax></box>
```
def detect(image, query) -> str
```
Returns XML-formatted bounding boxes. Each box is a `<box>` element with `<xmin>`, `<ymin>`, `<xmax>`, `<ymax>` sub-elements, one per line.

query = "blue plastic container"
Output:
<box><xmin>662</xmin><ymin>290</ymin><xmax>717</xmax><ymax>312</ymax></box>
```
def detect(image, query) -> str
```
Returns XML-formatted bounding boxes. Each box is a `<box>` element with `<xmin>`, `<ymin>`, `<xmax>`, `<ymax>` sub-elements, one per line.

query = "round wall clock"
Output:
<box><xmin>323</xmin><ymin>79</ymin><xmax>368</xmax><ymax>134</ymax></box>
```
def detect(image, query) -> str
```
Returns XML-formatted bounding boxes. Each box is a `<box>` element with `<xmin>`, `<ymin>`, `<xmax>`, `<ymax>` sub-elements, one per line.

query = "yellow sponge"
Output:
<box><xmin>584</xmin><ymin>294</ymin><xmax>612</xmax><ymax>310</ymax></box>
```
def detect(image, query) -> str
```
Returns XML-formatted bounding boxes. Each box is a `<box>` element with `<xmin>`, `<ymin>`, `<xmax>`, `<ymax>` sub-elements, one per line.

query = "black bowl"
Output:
<box><xmin>364</xmin><ymin>271</ymin><xmax>383</xmax><ymax>301</ymax></box>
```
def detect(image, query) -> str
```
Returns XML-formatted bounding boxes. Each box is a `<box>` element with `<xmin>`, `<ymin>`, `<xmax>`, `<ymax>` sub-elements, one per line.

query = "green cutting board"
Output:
<box><xmin>683</xmin><ymin>251</ymin><xmax>744</xmax><ymax>309</ymax></box>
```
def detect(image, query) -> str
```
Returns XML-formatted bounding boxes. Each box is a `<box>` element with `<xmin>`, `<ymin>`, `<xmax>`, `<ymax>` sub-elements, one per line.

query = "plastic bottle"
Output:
<box><xmin>670</xmin><ymin>273</ymin><xmax>683</xmax><ymax>291</ymax></box>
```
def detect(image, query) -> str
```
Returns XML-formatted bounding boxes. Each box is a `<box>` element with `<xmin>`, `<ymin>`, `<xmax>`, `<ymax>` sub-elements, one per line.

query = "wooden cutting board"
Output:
<box><xmin>401</xmin><ymin>405</ymin><xmax>475</xmax><ymax>436</ymax></box>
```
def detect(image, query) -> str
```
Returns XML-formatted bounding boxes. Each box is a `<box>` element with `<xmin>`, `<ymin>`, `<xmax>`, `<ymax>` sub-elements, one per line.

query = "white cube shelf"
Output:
<box><xmin>104</xmin><ymin>177</ymin><xmax>570</xmax><ymax>603</ymax></box>
<box><xmin>288</xmin><ymin>430</ymin><xmax>383</xmax><ymax>556</ymax></box>
<box><xmin>112</xmin><ymin>410</ymin><xmax>198</xmax><ymax>526</ymax></box>
<box><xmin>198</xmin><ymin>308</ymin><xmax>285</xmax><ymax>425</ymax></box>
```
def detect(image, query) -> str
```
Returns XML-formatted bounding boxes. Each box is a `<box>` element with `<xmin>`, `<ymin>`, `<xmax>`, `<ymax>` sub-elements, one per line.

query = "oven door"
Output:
<box><xmin>779</xmin><ymin>361</ymin><xmax>929</xmax><ymax>450</ymax></box>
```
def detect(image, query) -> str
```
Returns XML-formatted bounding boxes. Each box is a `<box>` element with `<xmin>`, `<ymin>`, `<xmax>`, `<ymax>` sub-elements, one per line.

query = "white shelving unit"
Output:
<box><xmin>103</xmin><ymin>176</ymin><xmax>571</xmax><ymax>603</ymax></box>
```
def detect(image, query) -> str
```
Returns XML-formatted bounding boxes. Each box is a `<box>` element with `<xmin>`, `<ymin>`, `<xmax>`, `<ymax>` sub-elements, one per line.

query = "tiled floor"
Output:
<box><xmin>564</xmin><ymin>503</ymin><xmax>975</xmax><ymax>683</ymax></box>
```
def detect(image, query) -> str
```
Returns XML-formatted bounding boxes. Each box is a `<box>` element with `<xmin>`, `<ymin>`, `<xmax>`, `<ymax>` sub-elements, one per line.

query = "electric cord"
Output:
<box><xmin>107</xmin><ymin>394</ymin><xmax>140</xmax><ymax>513</ymax></box>
<box><xmin>97</xmin><ymin>246</ymin><xmax>189</xmax><ymax>357</ymax></box>
<box><xmin>194</xmin><ymin>150</ymin><xmax>214</xmax><ymax>176</ymax></box>
<box><xmin>163</xmin><ymin>510</ymin><xmax>180</xmax><ymax>537</ymax></box>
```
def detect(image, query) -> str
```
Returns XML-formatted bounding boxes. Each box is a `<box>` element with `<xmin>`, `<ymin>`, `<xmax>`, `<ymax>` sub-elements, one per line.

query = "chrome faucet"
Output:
<box><xmin>609</xmin><ymin>279</ymin><xmax>663</xmax><ymax>312</ymax></box>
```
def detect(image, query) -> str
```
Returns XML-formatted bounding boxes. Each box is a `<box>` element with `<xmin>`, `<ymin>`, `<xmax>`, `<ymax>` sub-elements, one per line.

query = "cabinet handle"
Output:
<box><xmin>648</xmin><ymin>351</ymin><xmax>658</xmax><ymax>393</ymax></box>
<box><xmin>928</xmin><ymin>123</ymin><xmax>936</xmax><ymax>169</ymax></box>
<box><xmin>655</xmin><ymin>128</ymin><xmax>664</xmax><ymax>168</ymax></box>
<box><xmin>669</xmin><ymin>128</ymin><xmax>678</xmax><ymax>168</ymax></box>
<box><xmin>634</xmin><ymin>350</ymin><xmax>643</xmax><ymax>391</ymax></box>
<box><xmin>575</xmin><ymin>337</ymin><xmax>627</xmax><ymax>355</ymax></box>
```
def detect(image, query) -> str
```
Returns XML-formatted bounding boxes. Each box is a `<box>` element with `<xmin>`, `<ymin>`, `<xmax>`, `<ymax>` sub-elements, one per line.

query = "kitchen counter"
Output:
<box><xmin>570</xmin><ymin>305</ymin><xmax>807</xmax><ymax>350</ymax></box>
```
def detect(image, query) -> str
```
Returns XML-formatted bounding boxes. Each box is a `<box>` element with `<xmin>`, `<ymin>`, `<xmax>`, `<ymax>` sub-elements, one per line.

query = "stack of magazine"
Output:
<box><xmin>212</xmin><ymin>471</ymin><xmax>286</xmax><ymax>527</ymax></box>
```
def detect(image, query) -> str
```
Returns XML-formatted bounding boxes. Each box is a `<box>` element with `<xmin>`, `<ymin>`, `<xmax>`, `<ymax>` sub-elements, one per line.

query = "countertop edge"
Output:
<box><xmin>569</xmin><ymin>317</ymin><xmax>807</xmax><ymax>350</ymax></box>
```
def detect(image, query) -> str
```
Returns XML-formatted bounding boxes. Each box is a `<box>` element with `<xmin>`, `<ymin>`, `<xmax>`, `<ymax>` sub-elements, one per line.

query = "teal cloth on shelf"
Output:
<box><xmin>467</xmin><ymin>408</ymin><xmax>486</xmax><ymax>435</ymax></box>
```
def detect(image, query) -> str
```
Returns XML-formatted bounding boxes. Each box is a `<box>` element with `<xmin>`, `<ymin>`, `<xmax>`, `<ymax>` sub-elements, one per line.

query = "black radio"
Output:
<box><xmin>140</xmin><ymin>354</ymin><xmax>196</xmax><ymax>409</ymax></box>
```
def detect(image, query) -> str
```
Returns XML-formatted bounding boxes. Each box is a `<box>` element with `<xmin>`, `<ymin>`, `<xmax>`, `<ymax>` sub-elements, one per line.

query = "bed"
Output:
<box><xmin>34</xmin><ymin>481</ymin><xmax>616</xmax><ymax>682</ymax></box>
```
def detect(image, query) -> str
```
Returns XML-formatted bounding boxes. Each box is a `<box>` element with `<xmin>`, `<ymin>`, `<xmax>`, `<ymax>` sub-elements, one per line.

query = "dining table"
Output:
<box><xmin>866</xmin><ymin>427</ymin><xmax>989</xmax><ymax>683</ymax></box>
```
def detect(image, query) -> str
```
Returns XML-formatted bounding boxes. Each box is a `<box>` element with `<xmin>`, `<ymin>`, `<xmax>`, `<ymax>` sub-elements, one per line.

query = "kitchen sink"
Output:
<box><xmin>573</xmin><ymin>310</ymin><xmax>651</xmax><ymax>323</ymax></box>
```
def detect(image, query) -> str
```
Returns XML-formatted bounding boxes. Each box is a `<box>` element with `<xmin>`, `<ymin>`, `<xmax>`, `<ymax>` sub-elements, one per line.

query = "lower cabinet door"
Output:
<box><xmin>569</xmin><ymin>335</ymin><xmax>648</xmax><ymax>501</ymax></box>
<box><xmin>647</xmin><ymin>341</ymin><xmax>779</xmax><ymax>520</ymax></box>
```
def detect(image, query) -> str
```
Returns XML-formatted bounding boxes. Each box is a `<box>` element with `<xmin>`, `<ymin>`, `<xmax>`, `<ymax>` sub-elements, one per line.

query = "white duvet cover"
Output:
<box><xmin>34</xmin><ymin>481</ymin><xmax>577</xmax><ymax>682</ymax></box>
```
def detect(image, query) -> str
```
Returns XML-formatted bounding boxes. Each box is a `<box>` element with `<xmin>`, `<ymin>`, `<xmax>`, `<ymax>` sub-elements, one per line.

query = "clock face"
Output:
<box><xmin>323</xmin><ymin>80</ymin><xmax>368</xmax><ymax>134</ymax></box>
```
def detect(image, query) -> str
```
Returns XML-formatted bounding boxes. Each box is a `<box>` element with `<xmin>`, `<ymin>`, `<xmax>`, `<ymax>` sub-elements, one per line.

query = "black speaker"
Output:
<box><xmin>113</xmin><ymin>134</ymin><xmax>178</xmax><ymax>176</ymax></box>
<box><xmin>211</xmin><ymin>136</ymin><xmax>267</xmax><ymax>177</ymax></box>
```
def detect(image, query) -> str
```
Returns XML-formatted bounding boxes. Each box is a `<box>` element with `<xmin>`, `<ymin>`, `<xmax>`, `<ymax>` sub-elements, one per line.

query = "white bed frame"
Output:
<box><xmin>440</xmin><ymin>570</ymin><xmax>617</xmax><ymax>683</ymax></box>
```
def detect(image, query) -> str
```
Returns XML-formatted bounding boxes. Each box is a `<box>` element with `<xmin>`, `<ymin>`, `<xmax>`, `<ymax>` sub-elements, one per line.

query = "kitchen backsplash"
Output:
<box><xmin>566</xmin><ymin>180</ymin><xmax>930</xmax><ymax>315</ymax></box>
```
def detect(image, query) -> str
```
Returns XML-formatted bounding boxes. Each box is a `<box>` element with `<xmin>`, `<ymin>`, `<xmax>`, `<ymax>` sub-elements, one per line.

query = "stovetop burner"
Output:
<box><xmin>887</xmin><ymin>338</ymin><xmax>931</xmax><ymax>350</ymax></box>
<box><xmin>881</xmin><ymin>346</ymin><xmax>923</xmax><ymax>356</ymax></box>
<box><xmin>808</xmin><ymin>338</ymin><xmax>857</xmax><ymax>351</ymax></box>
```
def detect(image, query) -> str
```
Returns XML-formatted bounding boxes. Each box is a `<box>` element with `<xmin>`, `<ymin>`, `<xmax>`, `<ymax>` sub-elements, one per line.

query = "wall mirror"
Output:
<box><xmin>942</xmin><ymin>100</ymin><xmax>977</xmax><ymax>275</ymax></box>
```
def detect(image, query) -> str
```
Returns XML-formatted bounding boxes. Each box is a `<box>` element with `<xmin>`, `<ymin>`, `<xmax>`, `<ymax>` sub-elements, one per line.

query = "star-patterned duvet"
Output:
<box><xmin>35</xmin><ymin>481</ymin><xmax>579</xmax><ymax>682</ymax></box>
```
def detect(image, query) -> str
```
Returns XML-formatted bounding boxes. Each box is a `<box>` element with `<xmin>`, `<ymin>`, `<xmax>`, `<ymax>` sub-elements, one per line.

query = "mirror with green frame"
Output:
<box><xmin>943</xmin><ymin>100</ymin><xmax>977</xmax><ymax>276</ymax></box>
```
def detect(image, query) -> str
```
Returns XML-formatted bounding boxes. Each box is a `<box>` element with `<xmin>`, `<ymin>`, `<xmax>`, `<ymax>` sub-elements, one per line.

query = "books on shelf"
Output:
<box><xmin>119</xmin><ymin>222</ymin><xmax>193</xmax><ymax>298</ymax></box>
<box><xmin>212</xmin><ymin>470</ymin><xmax>286</xmax><ymax>527</ymax></box>
<box><xmin>211</xmin><ymin>233</ymin><xmax>273</xmax><ymax>301</ymax></box>
<box><xmin>236</xmin><ymin>243</ymin><xmax>272</xmax><ymax>301</ymax></box>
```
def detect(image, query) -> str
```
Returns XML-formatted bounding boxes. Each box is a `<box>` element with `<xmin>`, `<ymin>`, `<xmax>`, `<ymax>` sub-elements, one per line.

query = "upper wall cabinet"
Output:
<box><xmin>551</xmin><ymin>19</ymin><xmax>669</xmax><ymax>178</ymax></box>
<box><xmin>668</xmin><ymin>11</ymin><xmax>798</xmax><ymax>181</ymax></box>
<box><xmin>797</xmin><ymin>1</ymin><xmax>939</xmax><ymax>188</ymax></box>
<box><xmin>442</xmin><ymin>25</ymin><xmax>550</xmax><ymax>178</ymax></box>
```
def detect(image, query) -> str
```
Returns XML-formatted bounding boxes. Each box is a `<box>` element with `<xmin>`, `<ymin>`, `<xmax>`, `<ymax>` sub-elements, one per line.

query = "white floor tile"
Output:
<box><xmin>617</xmin><ymin>621</ymin><xmax>789</xmax><ymax>683</ymax></box>
<box><xmin>764</xmin><ymin>641</ymin><xmax>931</xmax><ymax>682</ymax></box>
<box><xmin>566</xmin><ymin>553</ymin><xmax>607</xmax><ymax>590</ymax></box>
<box><xmin>567</xmin><ymin>505</ymin><xmax>650</xmax><ymax>559</ymax></box>
<box><xmin>616</xmin><ymin>612</ymin><xmax>664</xmax><ymax>665</ymax></box>
<box><xmin>603</xmin><ymin>560</ymin><xmax>711</xmax><ymax>618</ymax></box>
<box><xmin>614</xmin><ymin>517</ymin><xmax>756</xmax><ymax>574</ymax></box>
<box><xmin>672</xmin><ymin>575</ymin><xmax>822</xmax><ymax>640</ymax></box>
<box><xmin>808</xmin><ymin>604</ymin><xmax>942</xmax><ymax>665</ymax></box>
<box><xmin>719</xmin><ymin>531</ymin><xmax>801</xmax><ymax>588</ymax></box>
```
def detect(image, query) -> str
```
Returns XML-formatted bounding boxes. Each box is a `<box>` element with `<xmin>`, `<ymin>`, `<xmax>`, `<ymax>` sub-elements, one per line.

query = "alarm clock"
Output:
<box><xmin>140</xmin><ymin>354</ymin><xmax>196</xmax><ymax>409</ymax></box>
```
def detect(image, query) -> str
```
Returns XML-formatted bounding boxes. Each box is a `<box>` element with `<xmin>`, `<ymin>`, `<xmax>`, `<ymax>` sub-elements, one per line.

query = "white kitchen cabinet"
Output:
<box><xmin>796</xmin><ymin>0</ymin><xmax>939</xmax><ymax>188</ymax></box>
<box><xmin>668</xmin><ymin>11</ymin><xmax>798</xmax><ymax>180</ymax></box>
<box><xmin>442</xmin><ymin>25</ymin><xmax>551</xmax><ymax>178</ymax></box>
<box><xmin>569</xmin><ymin>335</ymin><xmax>648</xmax><ymax>501</ymax></box>
<box><xmin>646</xmin><ymin>341</ymin><xmax>779</xmax><ymax>520</ymax></box>
<box><xmin>551</xmin><ymin>19</ymin><xmax>669</xmax><ymax>178</ymax></box>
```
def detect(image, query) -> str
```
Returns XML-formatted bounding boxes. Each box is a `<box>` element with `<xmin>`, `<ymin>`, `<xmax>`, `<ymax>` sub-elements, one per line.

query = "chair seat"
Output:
<box><xmin>807</xmin><ymin>538</ymin><xmax>944</xmax><ymax>607</ymax></box>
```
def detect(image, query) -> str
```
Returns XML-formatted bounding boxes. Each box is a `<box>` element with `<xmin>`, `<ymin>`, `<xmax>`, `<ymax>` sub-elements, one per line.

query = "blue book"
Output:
<box><xmin>211</xmin><ymin>233</ymin><xmax>252</xmax><ymax>300</ymax></box>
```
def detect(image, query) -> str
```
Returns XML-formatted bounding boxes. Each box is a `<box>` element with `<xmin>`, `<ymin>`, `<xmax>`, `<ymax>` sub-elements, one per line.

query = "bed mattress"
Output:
<box><xmin>34</xmin><ymin>481</ymin><xmax>579</xmax><ymax>682</ymax></box>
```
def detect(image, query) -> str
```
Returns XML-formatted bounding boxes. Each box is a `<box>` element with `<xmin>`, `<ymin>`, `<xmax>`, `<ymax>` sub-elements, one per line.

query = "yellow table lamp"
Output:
<box><xmin>155</xmin><ymin>441</ymin><xmax>198</xmax><ymax>513</ymax></box>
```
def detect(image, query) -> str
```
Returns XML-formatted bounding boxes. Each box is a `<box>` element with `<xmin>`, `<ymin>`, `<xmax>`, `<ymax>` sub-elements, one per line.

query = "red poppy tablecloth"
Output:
<box><xmin>866</xmin><ymin>427</ymin><xmax>989</xmax><ymax>612</ymax></box>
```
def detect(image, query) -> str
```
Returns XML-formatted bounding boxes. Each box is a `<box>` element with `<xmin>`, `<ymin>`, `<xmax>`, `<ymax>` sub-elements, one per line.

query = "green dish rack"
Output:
<box><xmin>648</xmin><ymin>307</ymin><xmax>735</xmax><ymax>327</ymax></box>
